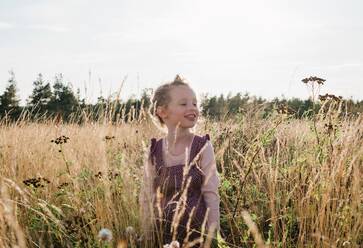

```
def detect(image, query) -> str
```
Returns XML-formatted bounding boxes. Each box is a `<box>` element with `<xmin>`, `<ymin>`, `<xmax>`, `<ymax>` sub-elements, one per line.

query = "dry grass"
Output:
<box><xmin>0</xmin><ymin>104</ymin><xmax>362</xmax><ymax>247</ymax></box>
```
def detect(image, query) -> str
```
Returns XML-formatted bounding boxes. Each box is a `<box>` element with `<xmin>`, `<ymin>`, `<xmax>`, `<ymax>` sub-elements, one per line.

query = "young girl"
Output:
<box><xmin>139</xmin><ymin>75</ymin><xmax>220</xmax><ymax>247</ymax></box>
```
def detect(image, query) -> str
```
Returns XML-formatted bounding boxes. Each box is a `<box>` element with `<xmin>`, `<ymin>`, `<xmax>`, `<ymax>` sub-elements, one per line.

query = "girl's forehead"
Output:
<box><xmin>169</xmin><ymin>85</ymin><xmax>196</xmax><ymax>100</ymax></box>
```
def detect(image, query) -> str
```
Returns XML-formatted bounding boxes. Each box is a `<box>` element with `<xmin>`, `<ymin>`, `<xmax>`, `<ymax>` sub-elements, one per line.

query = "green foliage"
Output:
<box><xmin>0</xmin><ymin>70</ymin><xmax>21</xmax><ymax>119</ymax></box>
<box><xmin>48</xmin><ymin>73</ymin><xmax>79</xmax><ymax>121</ymax></box>
<box><xmin>1</xmin><ymin>72</ymin><xmax>363</xmax><ymax>123</ymax></box>
<box><xmin>28</xmin><ymin>73</ymin><xmax>52</xmax><ymax>109</ymax></box>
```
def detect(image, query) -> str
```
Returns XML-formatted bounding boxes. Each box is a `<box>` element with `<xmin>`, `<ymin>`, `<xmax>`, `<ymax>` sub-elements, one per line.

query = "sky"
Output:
<box><xmin>1</xmin><ymin>0</ymin><xmax>363</xmax><ymax>105</ymax></box>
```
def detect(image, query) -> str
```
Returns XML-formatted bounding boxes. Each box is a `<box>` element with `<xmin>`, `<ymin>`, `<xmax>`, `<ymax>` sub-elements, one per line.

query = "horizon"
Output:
<box><xmin>3</xmin><ymin>72</ymin><xmax>361</xmax><ymax>107</ymax></box>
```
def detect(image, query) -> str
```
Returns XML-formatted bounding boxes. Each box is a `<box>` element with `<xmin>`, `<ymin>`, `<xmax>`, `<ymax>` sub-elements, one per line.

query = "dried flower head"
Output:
<box><xmin>95</xmin><ymin>171</ymin><xmax>103</xmax><ymax>179</ymax></box>
<box><xmin>94</xmin><ymin>170</ymin><xmax>120</xmax><ymax>180</ymax></box>
<box><xmin>51</xmin><ymin>135</ymin><xmax>70</xmax><ymax>145</ymax></box>
<box><xmin>98</xmin><ymin>228</ymin><xmax>113</xmax><ymax>242</ymax></box>
<box><xmin>104</xmin><ymin>135</ymin><xmax>115</xmax><ymax>141</ymax></box>
<box><xmin>302</xmin><ymin>76</ymin><xmax>326</xmax><ymax>85</ymax></box>
<box><xmin>23</xmin><ymin>177</ymin><xmax>51</xmax><ymax>188</ymax></box>
<box><xmin>318</xmin><ymin>93</ymin><xmax>343</xmax><ymax>102</ymax></box>
<box><xmin>57</xmin><ymin>182</ymin><xmax>70</xmax><ymax>189</ymax></box>
<box><xmin>125</xmin><ymin>226</ymin><xmax>136</xmax><ymax>237</ymax></box>
<box><xmin>324</xmin><ymin>122</ymin><xmax>338</xmax><ymax>134</ymax></box>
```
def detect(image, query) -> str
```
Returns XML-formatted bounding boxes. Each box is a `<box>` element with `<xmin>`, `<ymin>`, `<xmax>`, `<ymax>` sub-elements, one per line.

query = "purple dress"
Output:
<box><xmin>150</xmin><ymin>134</ymin><xmax>210</xmax><ymax>247</ymax></box>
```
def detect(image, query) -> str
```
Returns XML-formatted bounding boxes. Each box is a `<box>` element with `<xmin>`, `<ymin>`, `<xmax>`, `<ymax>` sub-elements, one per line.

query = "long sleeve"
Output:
<box><xmin>200</xmin><ymin>140</ymin><xmax>221</xmax><ymax>234</ymax></box>
<box><xmin>139</xmin><ymin>149</ymin><xmax>156</xmax><ymax>239</ymax></box>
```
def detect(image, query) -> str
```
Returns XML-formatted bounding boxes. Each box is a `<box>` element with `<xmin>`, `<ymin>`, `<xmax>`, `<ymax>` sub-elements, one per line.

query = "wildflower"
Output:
<box><xmin>125</xmin><ymin>226</ymin><xmax>136</xmax><ymax>237</ymax></box>
<box><xmin>98</xmin><ymin>228</ymin><xmax>113</xmax><ymax>242</ymax></box>
<box><xmin>163</xmin><ymin>240</ymin><xmax>180</xmax><ymax>248</ymax></box>
<box><xmin>170</xmin><ymin>241</ymin><xmax>180</xmax><ymax>248</ymax></box>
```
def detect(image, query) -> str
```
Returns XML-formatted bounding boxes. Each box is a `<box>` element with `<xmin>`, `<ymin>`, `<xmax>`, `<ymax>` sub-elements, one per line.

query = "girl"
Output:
<box><xmin>139</xmin><ymin>75</ymin><xmax>220</xmax><ymax>247</ymax></box>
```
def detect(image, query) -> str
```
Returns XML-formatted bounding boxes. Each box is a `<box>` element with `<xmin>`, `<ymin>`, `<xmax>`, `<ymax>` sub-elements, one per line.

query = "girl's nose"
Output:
<box><xmin>190</xmin><ymin>103</ymin><xmax>199</xmax><ymax>112</ymax></box>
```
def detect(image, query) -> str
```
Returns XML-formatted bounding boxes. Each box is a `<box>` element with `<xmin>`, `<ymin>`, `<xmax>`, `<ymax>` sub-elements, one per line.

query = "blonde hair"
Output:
<box><xmin>151</xmin><ymin>75</ymin><xmax>189</xmax><ymax>125</ymax></box>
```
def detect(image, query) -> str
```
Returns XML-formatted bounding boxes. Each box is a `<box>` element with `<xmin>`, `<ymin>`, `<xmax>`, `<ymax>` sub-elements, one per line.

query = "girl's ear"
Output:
<box><xmin>156</xmin><ymin>106</ymin><xmax>168</xmax><ymax>119</ymax></box>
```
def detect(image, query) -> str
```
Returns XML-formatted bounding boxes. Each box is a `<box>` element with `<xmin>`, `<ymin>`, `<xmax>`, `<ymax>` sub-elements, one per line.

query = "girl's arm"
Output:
<box><xmin>200</xmin><ymin>140</ymin><xmax>221</xmax><ymax>235</ymax></box>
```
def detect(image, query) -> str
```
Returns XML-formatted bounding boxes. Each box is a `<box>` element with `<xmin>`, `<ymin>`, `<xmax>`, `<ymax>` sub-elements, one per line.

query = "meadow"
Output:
<box><xmin>0</xmin><ymin>94</ymin><xmax>362</xmax><ymax>247</ymax></box>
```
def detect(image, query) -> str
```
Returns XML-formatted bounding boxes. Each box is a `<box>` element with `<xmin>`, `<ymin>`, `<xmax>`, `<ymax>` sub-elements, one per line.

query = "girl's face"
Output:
<box><xmin>157</xmin><ymin>85</ymin><xmax>199</xmax><ymax>128</ymax></box>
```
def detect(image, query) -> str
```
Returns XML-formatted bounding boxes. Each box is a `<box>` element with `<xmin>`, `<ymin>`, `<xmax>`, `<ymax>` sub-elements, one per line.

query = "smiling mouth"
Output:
<box><xmin>185</xmin><ymin>114</ymin><xmax>197</xmax><ymax>121</ymax></box>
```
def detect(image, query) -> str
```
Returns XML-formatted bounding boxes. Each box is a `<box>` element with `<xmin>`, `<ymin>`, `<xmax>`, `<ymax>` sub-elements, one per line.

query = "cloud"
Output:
<box><xmin>0</xmin><ymin>21</ymin><xmax>14</xmax><ymax>30</ymax></box>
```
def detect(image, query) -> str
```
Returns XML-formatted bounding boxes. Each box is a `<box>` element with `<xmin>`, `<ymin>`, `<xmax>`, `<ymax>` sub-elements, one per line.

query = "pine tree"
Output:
<box><xmin>48</xmin><ymin>73</ymin><xmax>79</xmax><ymax>120</ymax></box>
<box><xmin>28</xmin><ymin>73</ymin><xmax>52</xmax><ymax>108</ymax></box>
<box><xmin>0</xmin><ymin>70</ymin><xmax>20</xmax><ymax>115</ymax></box>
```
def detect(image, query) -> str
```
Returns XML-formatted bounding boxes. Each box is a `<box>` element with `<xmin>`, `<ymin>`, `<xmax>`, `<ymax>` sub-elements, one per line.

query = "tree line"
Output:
<box><xmin>1</xmin><ymin>71</ymin><xmax>362</xmax><ymax>123</ymax></box>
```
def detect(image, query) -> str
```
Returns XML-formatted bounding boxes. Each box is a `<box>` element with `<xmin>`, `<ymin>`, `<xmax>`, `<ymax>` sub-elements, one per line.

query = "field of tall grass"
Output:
<box><xmin>0</xmin><ymin>96</ymin><xmax>362</xmax><ymax>247</ymax></box>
